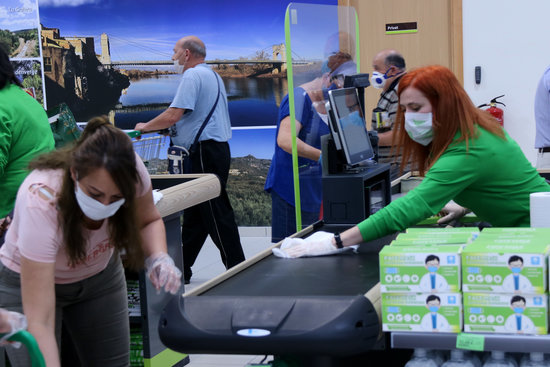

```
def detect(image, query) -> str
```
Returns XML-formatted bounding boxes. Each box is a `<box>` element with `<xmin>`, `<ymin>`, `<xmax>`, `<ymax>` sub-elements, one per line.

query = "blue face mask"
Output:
<box><xmin>428</xmin><ymin>306</ymin><xmax>439</xmax><ymax>313</ymax></box>
<box><xmin>511</xmin><ymin>267</ymin><xmax>522</xmax><ymax>274</ymax></box>
<box><xmin>513</xmin><ymin>307</ymin><xmax>524</xmax><ymax>314</ymax></box>
<box><xmin>427</xmin><ymin>266</ymin><xmax>438</xmax><ymax>272</ymax></box>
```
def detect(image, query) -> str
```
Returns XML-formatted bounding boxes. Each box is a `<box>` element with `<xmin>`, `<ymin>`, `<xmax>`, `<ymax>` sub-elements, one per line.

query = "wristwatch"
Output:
<box><xmin>334</xmin><ymin>232</ymin><xmax>343</xmax><ymax>249</ymax></box>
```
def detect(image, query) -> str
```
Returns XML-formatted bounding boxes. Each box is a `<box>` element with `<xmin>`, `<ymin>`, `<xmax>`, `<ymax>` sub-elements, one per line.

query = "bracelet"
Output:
<box><xmin>334</xmin><ymin>232</ymin><xmax>343</xmax><ymax>249</ymax></box>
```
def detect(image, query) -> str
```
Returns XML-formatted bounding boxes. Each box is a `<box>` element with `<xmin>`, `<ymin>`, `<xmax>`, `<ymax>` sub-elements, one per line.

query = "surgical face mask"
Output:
<box><xmin>173</xmin><ymin>60</ymin><xmax>184</xmax><ymax>74</ymax></box>
<box><xmin>317</xmin><ymin>112</ymin><xmax>328</xmax><ymax>125</ymax></box>
<box><xmin>427</xmin><ymin>266</ymin><xmax>438</xmax><ymax>273</ymax></box>
<box><xmin>513</xmin><ymin>307</ymin><xmax>524</xmax><ymax>314</ymax></box>
<box><xmin>511</xmin><ymin>267</ymin><xmax>522</xmax><ymax>274</ymax></box>
<box><xmin>74</xmin><ymin>183</ymin><xmax>125</xmax><ymax>221</ymax></box>
<box><xmin>428</xmin><ymin>306</ymin><xmax>439</xmax><ymax>313</ymax></box>
<box><xmin>404</xmin><ymin>112</ymin><xmax>434</xmax><ymax>146</ymax></box>
<box><xmin>371</xmin><ymin>71</ymin><xmax>388</xmax><ymax>89</ymax></box>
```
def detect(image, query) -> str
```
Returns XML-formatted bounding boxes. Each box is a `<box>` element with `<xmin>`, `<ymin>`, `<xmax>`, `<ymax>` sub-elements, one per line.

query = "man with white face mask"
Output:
<box><xmin>371</xmin><ymin>49</ymin><xmax>406</xmax><ymax>164</ymax></box>
<box><xmin>134</xmin><ymin>36</ymin><xmax>245</xmax><ymax>284</ymax></box>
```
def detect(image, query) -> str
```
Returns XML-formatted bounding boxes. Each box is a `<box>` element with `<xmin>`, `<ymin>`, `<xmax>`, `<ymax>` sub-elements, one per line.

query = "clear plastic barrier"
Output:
<box><xmin>284</xmin><ymin>3</ymin><xmax>359</xmax><ymax>231</ymax></box>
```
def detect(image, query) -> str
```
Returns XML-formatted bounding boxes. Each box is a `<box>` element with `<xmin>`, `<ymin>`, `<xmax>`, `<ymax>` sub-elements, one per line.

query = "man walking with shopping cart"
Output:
<box><xmin>134</xmin><ymin>35</ymin><xmax>244</xmax><ymax>284</ymax></box>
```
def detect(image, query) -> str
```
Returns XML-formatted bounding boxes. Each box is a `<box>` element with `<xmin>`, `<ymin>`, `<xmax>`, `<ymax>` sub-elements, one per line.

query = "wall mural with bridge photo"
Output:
<box><xmin>37</xmin><ymin>0</ymin><xmax>336</xmax><ymax>226</ymax></box>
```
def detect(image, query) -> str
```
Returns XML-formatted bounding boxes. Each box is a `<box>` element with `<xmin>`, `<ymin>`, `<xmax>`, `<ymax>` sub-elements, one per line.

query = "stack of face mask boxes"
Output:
<box><xmin>380</xmin><ymin>228</ymin><xmax>479</xmax><ymax>333</ymax></box>
<box><xmin>462</xmin><ymin>228</ymin><xmax>550</xmax><ymax>335</ymax></box>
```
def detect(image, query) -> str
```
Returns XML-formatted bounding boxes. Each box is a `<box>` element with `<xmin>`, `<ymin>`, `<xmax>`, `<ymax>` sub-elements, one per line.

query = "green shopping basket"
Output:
<box><xmin>2</xmin><ymin>330</ymin><xmax>45</xmax><ymax>367</ymax></box>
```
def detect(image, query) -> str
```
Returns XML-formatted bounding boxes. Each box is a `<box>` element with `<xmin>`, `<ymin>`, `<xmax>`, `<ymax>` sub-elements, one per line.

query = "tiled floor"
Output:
<box><xmin>182</xmin><ymin>227</ymin><xmax>274</xmax><ymax>367</ymax></box>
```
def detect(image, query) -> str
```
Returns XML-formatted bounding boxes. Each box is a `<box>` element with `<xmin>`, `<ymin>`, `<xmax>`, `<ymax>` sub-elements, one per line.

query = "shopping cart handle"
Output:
<box><xmin>2</xmin><ymin>330</ymin><xmax>45</xmax><ymax>367</ymax></box>
<box><xmin>124</xmin><ymin>130</ymin><xmax>142</xmax><ymax>139</ymax></box>
<box><xmin>124</xmin><ymin>129</ymin><xmax>170</xmax><ymax>139</ymax></box>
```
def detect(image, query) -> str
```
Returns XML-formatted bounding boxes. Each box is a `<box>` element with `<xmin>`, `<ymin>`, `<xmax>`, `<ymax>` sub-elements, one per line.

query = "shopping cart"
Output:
<box><xmin>125</xmin><ymin>130</ymin><xmax>171</xmax><ymax>175</ymax></box>
<box><xmin>2</xmin><ymin>330</ymin><xmax>45</xmax><ymax>367</ymax></box>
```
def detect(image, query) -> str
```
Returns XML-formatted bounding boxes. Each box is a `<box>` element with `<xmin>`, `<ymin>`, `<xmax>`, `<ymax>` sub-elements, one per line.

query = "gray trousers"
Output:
<box><xmin>0</xmin><ymin>254</ymin><xmax>130</xmax><ymax>367</ymax></box>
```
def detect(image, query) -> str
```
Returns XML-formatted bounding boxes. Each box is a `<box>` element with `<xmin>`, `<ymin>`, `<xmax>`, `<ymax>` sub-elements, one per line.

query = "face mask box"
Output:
<box><xmin>403</xmin><ymin>227</ymin><xmax>480</xmax><ymax>243</ymax></box>
<box><xmin>461</xmin><ymin>237</ymin><xmax>550</xmax><ymax>294</ymax></box>
<box><xmin>391</xmin><ymin>233</ymin><xmax>475</xmax><ymax>246</ymax></box>
<box><xmin>379</xmin><ymin>244</ymin><xmax>462</xmax><ymax>293</ymax></box>
<box><xmin>406</xmin><ymin>227</ymin><xmax>480</xmax><ymax>235</ymax></box>
<box><xmin>463</xmin><ymin>293</ymin><xmax>548</xmax><ymax>335</ymax></box>
<box><xmin>480</xmin><ymin>227</ymin><xmax>550</xmax><ymax>236</ymax></box>
<box><xmin>382</xmin><ymin>292</ymin><xmax>462</xmax><ymax>333</ymax></box>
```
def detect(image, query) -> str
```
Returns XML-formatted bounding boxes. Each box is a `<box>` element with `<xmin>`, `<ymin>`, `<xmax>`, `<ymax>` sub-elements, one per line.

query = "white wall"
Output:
<box><xmin>463</xmin><ymin>0</ymin><xmax>550</xmax><ymax>164</ymax></box>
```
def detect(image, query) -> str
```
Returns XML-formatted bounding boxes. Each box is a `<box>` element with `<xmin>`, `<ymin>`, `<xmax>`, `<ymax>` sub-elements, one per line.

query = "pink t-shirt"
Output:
<box><xmin>0</xmin><ymin>155</ymin><xmax>151</xmax><ymax>284</ymax></box>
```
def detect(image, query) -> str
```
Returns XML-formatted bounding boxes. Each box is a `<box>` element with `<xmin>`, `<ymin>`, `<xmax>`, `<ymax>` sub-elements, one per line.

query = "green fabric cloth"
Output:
<box><xmin>0</xmin><ymin>84</ymin><xmax>54</xmax><ymax>217</ymax></box>
<box><xmin>358</xmin><ymin>126</ymin><xmax>550</xmax><ymax>242</ymax></box>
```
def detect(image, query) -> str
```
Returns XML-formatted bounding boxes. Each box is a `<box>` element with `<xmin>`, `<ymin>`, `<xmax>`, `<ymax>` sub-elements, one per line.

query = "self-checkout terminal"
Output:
<box><xmin>322</xmin><ymin>74</ymin><xmax>392</xmax><ymax>225</ymax></box>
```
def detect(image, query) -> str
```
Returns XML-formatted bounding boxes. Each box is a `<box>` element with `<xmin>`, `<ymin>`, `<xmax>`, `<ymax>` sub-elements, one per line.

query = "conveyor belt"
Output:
<box><xmin>205</xmin><ymin>251</ymin><xmax>379</xmax><ymax>297</ymax></box>
<box><xmin>159</xmin><ymin>224</ymin><xmax>396</xmax><ymax>357</ymax></box>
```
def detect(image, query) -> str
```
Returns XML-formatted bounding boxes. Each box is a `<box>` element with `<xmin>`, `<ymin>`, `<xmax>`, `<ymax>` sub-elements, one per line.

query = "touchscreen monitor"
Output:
<box><xmin>327</xmin><ymin>87</ymin><xmax>374</xmax><ymax>167</ymax></box>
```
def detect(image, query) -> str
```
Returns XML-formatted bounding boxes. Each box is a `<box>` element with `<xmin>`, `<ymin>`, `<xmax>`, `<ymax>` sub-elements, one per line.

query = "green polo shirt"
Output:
<box><xmin>358</xmin><ymin>126</ymin><xmax>550</xmax><ymax>242</ymax></box>
<box><xmin>0</xmin><ymin>83</ymin><xmax>54</xmax><ymax>217</ymax></box>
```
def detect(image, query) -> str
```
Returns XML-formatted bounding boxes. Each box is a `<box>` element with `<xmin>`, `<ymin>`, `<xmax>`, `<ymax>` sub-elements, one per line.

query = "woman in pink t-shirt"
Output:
<box><xmin>0</xmin><ymin>116</ymin><xmax>181</xmax><ymax>367</ymax></box>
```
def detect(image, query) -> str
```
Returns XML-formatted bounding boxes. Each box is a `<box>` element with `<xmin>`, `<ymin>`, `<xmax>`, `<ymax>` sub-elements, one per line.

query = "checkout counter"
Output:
<box><xmin>158</xmin><ymin>222</ymin><xmax>396</xmax><ymax>365</ymax></box>
<box><xmin>156</xmin><ymin>84</ymin><xmax>417</xmax><ymax>365</ymax></box>
<box><xmin>137</xmin><ymin>174</ymin><xmax>221</xmax><ymax>367</ymax></box>
<box><xmin>157</xmin><ymin>168</ymin><xmax>411</xmax><ymax>365</ymax></box>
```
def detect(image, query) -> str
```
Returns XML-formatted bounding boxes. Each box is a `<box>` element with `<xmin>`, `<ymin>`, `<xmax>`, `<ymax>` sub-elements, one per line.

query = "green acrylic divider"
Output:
<box><xmin>284</xmin><ymin>5</ymin><xmax>301</xmax><ymax>232</ymax></box>
<box><xmin>355</xmin><ymin>11</ymin><xmax>360</xmax><ymax>73</ymax></box>
<box><xmin>284</xmin><ymin>3</ymin><xmax>359</xmax><ymax>232</ymax></box>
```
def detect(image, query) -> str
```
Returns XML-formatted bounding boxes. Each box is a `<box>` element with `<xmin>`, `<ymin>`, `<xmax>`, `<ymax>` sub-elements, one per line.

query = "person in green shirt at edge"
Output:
<box><xmin>279</xmin><ymin>65</ymin><xmax>550</xmax><ymax>258</ymax></box>
<box><xmin>0</xmin><ymin>44</ymin><xmax>55</xmax><ymax>242</ymax></box>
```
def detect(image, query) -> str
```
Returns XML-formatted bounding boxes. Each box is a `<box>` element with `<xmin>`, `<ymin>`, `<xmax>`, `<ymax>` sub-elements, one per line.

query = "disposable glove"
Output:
<box><xmin>437</xmin><ymin>201</ymin><xmax>470</xmax><ymax>225</ymax></box>
<box><xmin>145</xmin><ymin>252</ymin><xmax>182</xmax><ymax>295</ymax></box>
<box><xmin>0</xmin><ymin>309</ymin><xmax>27</xmax><ymax>348</ymax></box>
<box><xmin>272</xmin><ymin>231</ymin><xmax>357</xmax><ymax>258</ymax></box>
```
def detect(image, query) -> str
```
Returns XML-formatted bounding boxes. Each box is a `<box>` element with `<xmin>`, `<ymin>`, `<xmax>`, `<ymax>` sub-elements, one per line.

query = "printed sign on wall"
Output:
<box><xmin>1</xmin><ymin>0</ymin><xmax>46</xmax><ymax>106</ymax></box>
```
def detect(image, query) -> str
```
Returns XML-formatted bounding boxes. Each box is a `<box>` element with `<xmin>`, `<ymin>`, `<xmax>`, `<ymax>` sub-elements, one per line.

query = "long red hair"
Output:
<box><xmin>393</xmin><ymin>65</ymin><xmax>504</xmax><ymax>175</ymax></box>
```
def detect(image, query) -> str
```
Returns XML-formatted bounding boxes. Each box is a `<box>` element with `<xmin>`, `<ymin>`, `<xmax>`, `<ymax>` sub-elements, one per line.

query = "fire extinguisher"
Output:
<box><xmin>477</xmin><ymin>95</ymin><xmax>505</xmax><ymax>126</ymax></box>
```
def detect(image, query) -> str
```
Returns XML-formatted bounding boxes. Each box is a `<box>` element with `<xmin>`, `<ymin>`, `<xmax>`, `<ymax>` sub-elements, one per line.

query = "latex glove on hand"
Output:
<box><xmin>145</xmin><ymin>253</ymin><xmax>182</xmax><ymax>295</ymax></box>
<box><xmin>0</xmin><ymin>309</ymin><xmax>27</xmax><ymax>347</ymax></box>
<box><xmin>272</xmin><ymin>231</ymin><xmax>357</xmax><ymax>258</ymax></box>
<box><xmin>437</xmin><ymin>201</ymin><xmax>471</xmax><ymax>225</ymax></box>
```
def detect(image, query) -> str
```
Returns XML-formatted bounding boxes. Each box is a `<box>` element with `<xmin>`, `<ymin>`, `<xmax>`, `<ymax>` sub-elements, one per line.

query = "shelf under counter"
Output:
<box><xmin>391</xmin><ymin>331</ymin><xmax>550</xmax><ymax>353</ymax></box>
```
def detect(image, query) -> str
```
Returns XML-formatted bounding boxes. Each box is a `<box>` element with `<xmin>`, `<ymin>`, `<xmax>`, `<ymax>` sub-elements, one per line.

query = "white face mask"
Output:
<box><xmin>404</xmin><ymin>112</ymin><xmax>434</xmax><ymax>146</ymax></box>
<box><xmin>317</xmin><ymin>112</ymin><xmax>328</xmax><ymax>125</ymax></box>
<box><xmin>173</xmin><ymin>59</ymin><xmax>184</xmax><ymax>74</ymax></box>
<box><xmin>74</xmin><ymin>183</ymin><xmax>125</xmax><ymax>221</ymax></box>
<box><xmin>370</xmin><ymin>71</ymin><xmax>388</xmax><ymax>89</ymax></box>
